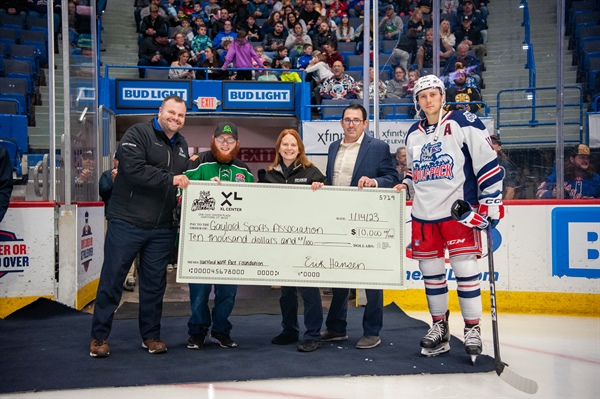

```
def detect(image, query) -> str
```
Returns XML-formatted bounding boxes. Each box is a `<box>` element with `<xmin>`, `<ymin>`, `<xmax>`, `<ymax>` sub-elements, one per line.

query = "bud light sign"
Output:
<box><xmin>116</xmin><ymin>79</ymin><xmax>192</xmax><ymax>109</ymax></box>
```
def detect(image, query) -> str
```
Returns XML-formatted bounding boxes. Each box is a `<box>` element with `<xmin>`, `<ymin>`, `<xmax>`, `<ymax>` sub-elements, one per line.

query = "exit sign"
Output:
<box><xmin>239</xmin><ymin>148</ymin><xmax>276</xmax><ymax>163</ymax></box>
<box><xmin>195</xmin><ymin>97</ymin><xmax>219</xmax><ymax>110</ymax></box>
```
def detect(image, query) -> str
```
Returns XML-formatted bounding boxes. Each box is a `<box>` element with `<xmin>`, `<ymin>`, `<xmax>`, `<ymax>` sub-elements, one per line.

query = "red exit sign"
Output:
<box><xmin>239</xmin><ymin>148</ymin><xmax>276</xmax><ymax>163</ymax></box>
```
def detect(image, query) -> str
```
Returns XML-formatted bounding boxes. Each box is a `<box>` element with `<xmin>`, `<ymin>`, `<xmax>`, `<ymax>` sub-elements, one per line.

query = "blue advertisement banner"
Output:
<box><xmin>116</xmin><ymin>79</ymin><xmax>192</xmax><ymax>109</ymax></box>
<box><xmin>552</xmin><ymin>207</ymin><xmax>600</xmax><ymax>278</ymax></box>
<box><xmin>222</xmin><ymin>81</ymin><xmax>295</xmax><ymax>111</ymax></box>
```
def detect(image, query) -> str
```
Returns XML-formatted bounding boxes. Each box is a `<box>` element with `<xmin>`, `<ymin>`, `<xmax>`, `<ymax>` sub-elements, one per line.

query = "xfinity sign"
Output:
<box><xmin>223</xmin><ymin>81</ymin><xmax>295</xmax><ymax>110</ymax></box>
<box><xmin>116</xmin><ymin>79</ymin><xmax>192</xmax><ymax>109</ymax></box>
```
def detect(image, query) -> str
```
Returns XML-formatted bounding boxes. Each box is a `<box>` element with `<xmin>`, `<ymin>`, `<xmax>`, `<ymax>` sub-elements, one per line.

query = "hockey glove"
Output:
<box><xmin>478</xmin><ymin>202</ymin><xmax>505</xmax><ymax>229</ymax></box>
<box><xmin>451</xmin><ymin>199</ymin><xmax>489</xmax><ymax>230</ymax></box>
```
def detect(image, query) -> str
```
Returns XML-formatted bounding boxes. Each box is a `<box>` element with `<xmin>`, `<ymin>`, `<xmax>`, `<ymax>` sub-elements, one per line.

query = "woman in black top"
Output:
<box><xmin>196</xmin><ymin>47</ymin><xmax>229</xmax><ymax>80</ymax></box>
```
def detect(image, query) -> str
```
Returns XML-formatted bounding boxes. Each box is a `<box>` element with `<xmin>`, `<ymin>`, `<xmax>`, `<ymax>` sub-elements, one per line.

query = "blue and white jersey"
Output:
<box><xmin>404</xmin><ymin>110</ymin><xmax>503</xmax><ymax>223</ymax></box>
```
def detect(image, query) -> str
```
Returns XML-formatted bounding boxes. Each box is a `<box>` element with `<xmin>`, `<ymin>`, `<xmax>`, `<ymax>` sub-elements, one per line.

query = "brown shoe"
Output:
<box><xmin>142</xmin><ymin>338</ymin><xmax>167</xmax><ymax>354</ymax></box>
<box><xmin>90</xmin><ymin>338</ymin><xmax>110</xmax><ymax>358</ymax></box>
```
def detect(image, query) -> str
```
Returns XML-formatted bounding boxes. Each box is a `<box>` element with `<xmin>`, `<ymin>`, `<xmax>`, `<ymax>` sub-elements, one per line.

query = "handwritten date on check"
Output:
<box><xmin>177</xmin><ymin>181</ymin><xmax>406</xmax><ymax>289</ymax></box>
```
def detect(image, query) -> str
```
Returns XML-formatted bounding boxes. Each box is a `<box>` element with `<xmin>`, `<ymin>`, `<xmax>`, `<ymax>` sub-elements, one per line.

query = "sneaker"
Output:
<box><xmin>210</xmin><ymin>332</ymin><xmax>238</xmax><ymax>348</ymax></box>
<box><xmin>123</xmin><ymin>277</ymin><xmax>136</xmax><ymax>292</ymax></box>
<box><xmin>420</xmin><ymin>311</ymin><xmax>450</xmax><ymax>357</ymax></box>
<box><xmin>320</xmin><ymin>328</ymin><xmax>348</xmax><ymax>342</ymax></box>
<box><xmin>271</xmin><ymin>333</ymin><xmax>298</xmax><ymax>345</ymax></box>
<box><xmin>90</xmin><ymin>338</ymin><xmax>110</xmax><ymax>358</ymax></box>
<box><xmin>356</xmin><ymin>335</ymin><xmax>381</xmax><ymax>349</ymax></box>
<box><xmin>297</xmin><ymin>339</ymin><xmax>321</xmax><ymax>352</ymax></box>
<box><xmin>142</xmin><ymin>338</ymin><xmax>168</xmax><ymax>354</ymax></box>
<box><xmin>187</xmin><ymin>334</ymin><xmax>206</xmax><ymax>350</ymax></box>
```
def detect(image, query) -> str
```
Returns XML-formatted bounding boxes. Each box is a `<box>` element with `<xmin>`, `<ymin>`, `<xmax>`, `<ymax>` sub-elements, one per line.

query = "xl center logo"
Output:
<box><xmin>221</xmin><ymin>191</ymin><xmax>243</xmax><ymax>207</ymax></box>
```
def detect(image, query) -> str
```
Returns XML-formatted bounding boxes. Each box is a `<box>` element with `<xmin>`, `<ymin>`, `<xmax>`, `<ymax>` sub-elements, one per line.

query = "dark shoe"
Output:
<box><xmin>90</xmin><ymin>338</ymin><xmax>110</xmax><ymax>358</ymax></box>
<box><xmin>356</xmin><ymin>335</ymin><xmax>381</xmax><ymax>349</ymax></box>
<box><xmin>271</xmin><ymin>333</ymin><xmax>298</xmax><ymax>345</ymax></box>
<box><xmin>297</xmin><ymin>339</ymin><xmax>321</xmax><ymax>352</ymax></box>
<box><xmin>210</xmin><ymin>332</ymin><xmax>238</xmax><ymax>348</ymax></box>
<box><xmin>142</xmin><ymin>338</ymin><xmax>167</xmax><ymax>354</ymax></box>
<box><xmin>320</xmin><ymin>328</ymin><xmax>348</xmax><ymax>342</ymax></box>
<box><xmin>187</xmin><ymin>334</ymin><xmax>205</xmax><ymax>349</ymax></box>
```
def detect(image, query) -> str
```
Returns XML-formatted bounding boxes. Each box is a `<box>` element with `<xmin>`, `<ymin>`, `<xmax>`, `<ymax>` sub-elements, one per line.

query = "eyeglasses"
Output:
<box><xmin>342</xmin><ymin>118</ymin><xmax>364</xmax><ymax>125</ymax></box>
<box><xmin>216</xmin><ymin>136</ymin><xmax>236</xmax><ymax>144</ymax></box>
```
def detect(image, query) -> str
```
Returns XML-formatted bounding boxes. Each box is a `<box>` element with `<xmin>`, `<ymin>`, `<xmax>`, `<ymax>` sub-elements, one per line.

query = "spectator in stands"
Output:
<box><xmin>440</xmin><ymin>19</ymin><xmax>456</xmax><ymax>49</ymax></box>
<box><xmin>169</xmin><ymin>32</ymin><xmax>196</xmax><ymax>63</ymax></box>
<box><xmin>140</xmin><ymin>0</ymin><xmax>167</xmax><ymax>26</ymax></box>
<box><xmin>390</xmin><ymin>28</ymin><xmax>419</xmax><ymax>72</ymax></box>
<box><xmin>223</xmin><ymin>0</ymin><xmax>239</xmax><ymax>16</ymax></box>
<box><xmin>379</xmin><ymin>4</ymin><xmax>403</xmax><ymax>42</ymax></box>
<box><xmin>213</xmin><ymin>20</ymin><xmax>238</xmax><ymax>52</ymax></box>
<box><xmin>322</xmin><ymin>39</ymin><xmax>344</xmax><ymax>68</ymax></box>
<box><xmin>284</xmin><ymin>12</ymin><xmax>307</xmax><ymax>35</ymax></box>
<box><xmin>444</xmin><ymin>69</ymin><xmax>482</xmax><ymax>113</ymax></box>
<box><xmin>240</xmin><ymin>14</ymin><xmax>261</xmax><ymax>41</ymax></box>
<box><xmin>235</xmin><ymin>0</ymin><xmax>251</xmax><ymax>26</ymax></box>
<box><xmin>211</xmin><ymin>8</ymin><xmax>232</xmax><ymax>39</ymax></box>
<box><xmin>319</xmin><ymin>60</ymin><xmax>357</xmax><ymax>102</ymax></box>
<box><xmin>0</xmin><ymin>0</ymin><xmax>27</xmax><ymax>19</ymax></box>
<box><xmin>417</xmin><ymin>0</ymin><xmax>432</xmax><ymax>14</ymax></box>
<box><xmin>447</xmin><ymin>62</ymin><xmax>479</xmax><ymax>88</ymax></box>
<box><xmin>536</xmin><ymin>144</ymin><xmax>600</xmax><ymax>199</ymax></box>
<box><xmin>259</xmin><ymin>10</ymin><xmax>282</xmax><ymax>39</ymax></box>
<box><xmin>262</xmin><ymin>21</ymin><xmax>288</xmax><ymax>58</ymax></box>
<box><xmin>317</xmin><ymin>14</ymin><xmax>338</xmax><ymax>35</ymax></box>
<box><xmin>254</xmin><ymin>45</ymin><xmax>272</xmax><ymax>64</ymax></box>
<box><xmin>280</xmin><ymin>61</ymin><xmax>302</xmax><ymax>81</ymax></box>
<box><xmin>403</xmin><ymin>69</ymin><xmax>419</xmax><ymax>99</ymax></box>
<box><xmin>312</xmin><ymin>21</ymin><xmax>335</xmax><ymax>51</ymax></box>
<box><xmin>179</xmin><ymin>0</ymin><xmax>195</xmax><ymax>17</ymax></box>
<box><xmin>296</xmin><ymin>43</ymin><xmax>314</xmax><ymax>69</ymax></box>
<box><xmin>441</xmin><ymin>0</ymin><xmax>459</xmax><ymax>24</ymax></box>
<box><xmin>173</xmin><ymin>16</ymin><xmax>194</xmax><ymax>41</ymax></box>
<box><xmin>137</xmin><ymin>29</ymin><xmax>171</xmax><ymax>78</ymax></box>
<box><xmin>140</xmin><ymin>5</ymin><xmax>169</xmax><ymax>40</ymax></box>
<box><xmin>223</xmin><ymin>29</ymin><xmax>264</xmax><ymax>80</ymax></box>
<box><xmin>416</xmin><ymin>28</ymin><xmax>453</xmax><ymax>71</ymax></box>
<box><xmin>272</xmin><ymin>45</ymin><xmax>289</xmax><ymax>68</ymax></box>
<box><xmin>386</xmin><ymin>66</ymin><xmax>409</xmax><ymax>99</ymax></box>
<box><xmin>336</xmin><ymin>14</ymin><xmax>355</xmax><ymax>42</ymax></box>
<box><xmin>204</xmin><ymin>0</ymin><xmax>221</xmax><ymax>19</ymax></box>
<box><xmin>164</xmin><ymin>0</ymin><xmax>180</xmax><ymax>25</ymax></box>
<box><xmin>490</xmin><ymin>135</ymin><xmax>521</xmax><ymax>200</ymax></box>
<box><xmin>458</xmin><ymin>0</ymin><xmax>487</xmax><ymax>44</ymax></box>
<box><xmin>286</xmin><ymin>22</ymin><xmax>312</xmax><ymax>65</ymax></box>
<box><xmin>299</xmin><ymin>0</ymin><xmax>321</xmax><ymax>34</ymax></box>
<box><xmin>395</xmin><ymin>146</ymin><xmax>408</xmax><ymax>179</ymax></box>
<box><xmin>407</xmin><ymin>8</ymin><xmax>430</xmax><ymax>37</ymax></box>
<box><xmin>75</xmin><ymin>150</ymin><xmax>95</xmax><ymax>186</ymax></box>
<box><xmin>197</xmin><ymin>47</ymin><xmax>228</xmax><ymax>80</ymax></box>
<box><xmin>443</xmin><ymin>42</ymin><xmax>481</xmax><ymax>85</ymax></box>
<box><xmin>454</xmin><ymin>14</ymin><xmax>486</xmax><ymax>62</ymax></box>
<box><xmin>191</xmin><ymin>24</ymin><xmax>212</xmax><ymax>63</ymax></box>
<box><xmin>356</xmin><ymin>67</ymin><xmax>387</xmax><ymax>99</ymax></box>
<box><xmin>328</xmin><ymin>0</ymin><xmax>348</xmax><ymax>25</ymax></box>
<box><xmin>169</xmin><ymin>49</ymin><xmax>195</xmax><ymax>79</ymax></box>
<box><xmin>347</xmin><ymin>0</ymin><xmax>364</xmax><ymax>18</ymax></box>
<box><xmin>0</xmin><ymin>146</ymin><xmax>13</xmax><ymax>223</ymax></box>
<box><xmin>305</xmin><ymin>50</ymin><xmax>333</xmax><ymax>83</ymax></box>
<box><xmin>247</xmin><ymin>0</ymin><xmax>269</xmax><ymax>20</ymax></box>
<box><xmin>257</xmin><ymin>60</ymin><xmax>279</xmax><ymax>80</ymax></box>
<box><xmin>475</xmin><ymin>0</ymin><xmax>490</xmax><ymax>22</ymax></box>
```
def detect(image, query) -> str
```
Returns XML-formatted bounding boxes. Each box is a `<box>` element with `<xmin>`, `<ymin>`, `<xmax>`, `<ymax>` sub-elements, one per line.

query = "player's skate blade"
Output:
<box><xmin>420</xmin><ymin>342</ymin><xmax>450</xmax><ymax>357</ymax></box>
<box><xmin>464</xmin><ymin>325</ymin><xmax>482</xmax><ymax>365</ymax></box>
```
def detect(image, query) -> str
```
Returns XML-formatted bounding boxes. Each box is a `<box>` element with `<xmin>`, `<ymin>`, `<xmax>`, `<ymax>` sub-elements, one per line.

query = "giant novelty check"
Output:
<box><xmin>176</xmin><ymin>182</ymin><xmax>406</xmax><ymax>289</ymax></box>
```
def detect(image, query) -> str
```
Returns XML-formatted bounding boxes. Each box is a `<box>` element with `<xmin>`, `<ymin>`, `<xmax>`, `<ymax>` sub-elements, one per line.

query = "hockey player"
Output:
<box><xmin>394</xmin><ymin>75</ymin><xmax>504</xmax><ymax>363</ymax></box>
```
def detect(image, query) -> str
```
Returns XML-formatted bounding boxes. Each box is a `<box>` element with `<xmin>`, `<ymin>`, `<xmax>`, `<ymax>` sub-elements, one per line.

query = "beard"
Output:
<box><xmin>211</xmin><ymin>138</ymin><xmax>240</xmax><ymax>164</ymax></box>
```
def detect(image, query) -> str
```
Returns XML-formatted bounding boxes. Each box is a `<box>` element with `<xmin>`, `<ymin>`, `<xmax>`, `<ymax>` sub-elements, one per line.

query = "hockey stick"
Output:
<box><xmin>451</xmin><ymin>200</ymin><xmax>539</xmax><ymax>394</ymax></box>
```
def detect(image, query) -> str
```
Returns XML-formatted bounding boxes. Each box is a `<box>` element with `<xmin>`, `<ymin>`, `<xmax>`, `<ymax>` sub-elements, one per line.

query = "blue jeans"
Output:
<box><xmin>279</xmin><ymin>286</ymin><xmax>323</xmax><ymax>340</ymax></box>
<box><xmin>326</xmin><ymin>288</ymin><xmax>383</xmax><ymax>336</ymax></box>
<box><xmin>188</xmin><ymin>283</ymin><xmax>238</xmax><ymax>336</ymax></box>
<box><xmin>91</xmin><ymin>219</ymin><xmax>175</xmax><ymax>340</ymax></box>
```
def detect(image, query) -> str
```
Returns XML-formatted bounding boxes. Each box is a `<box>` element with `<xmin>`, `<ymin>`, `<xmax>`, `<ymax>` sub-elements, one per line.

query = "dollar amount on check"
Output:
<box><xmin>177</xmin><ymin>182</ymin><xmax>405</xmax><ymax>289</ymax></box>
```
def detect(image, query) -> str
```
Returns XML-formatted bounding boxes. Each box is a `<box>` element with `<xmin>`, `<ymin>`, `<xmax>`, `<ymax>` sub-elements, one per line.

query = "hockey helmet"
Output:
<box><xmin>413</xmin><ymin>74</ymin><xmax>446</xmax><ymax>101</ymax></box>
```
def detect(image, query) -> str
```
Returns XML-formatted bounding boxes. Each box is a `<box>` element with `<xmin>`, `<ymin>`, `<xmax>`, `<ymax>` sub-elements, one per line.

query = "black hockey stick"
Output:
<box><xmin>451</xmin><ymin>200</ymin><xmax>539</xmax><ymax>394</ymax></box>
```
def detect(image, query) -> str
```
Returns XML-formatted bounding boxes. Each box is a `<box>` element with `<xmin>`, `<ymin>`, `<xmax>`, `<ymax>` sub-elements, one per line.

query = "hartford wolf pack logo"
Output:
<box><xmin>191</xmin><ymin>191</ymin><xmax>216</xmax><ymax>211</ymax></box>
<box><xmin>412</xmin><ymin>142</ymin><xmax>455</xmax><ymax>183</ymax></box>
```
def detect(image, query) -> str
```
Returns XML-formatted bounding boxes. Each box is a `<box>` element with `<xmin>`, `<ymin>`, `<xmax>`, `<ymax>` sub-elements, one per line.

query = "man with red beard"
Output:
<box><xmin>184</xmin><ymin>121</ymin><xmax>254</xmax><ymax>350</ymax></box>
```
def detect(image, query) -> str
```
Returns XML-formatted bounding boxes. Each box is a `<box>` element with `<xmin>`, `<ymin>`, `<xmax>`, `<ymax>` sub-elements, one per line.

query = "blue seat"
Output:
<box><xmin>0</xmin><ymin>114</ymin><xmax>29</xmax><ymax>178</ymax></box>
<box><xmin>20</xmin><ymin>30</ymin><xmax>48</xmax><ymax>66</ymax></box>
<box><xmin>0</xmin><ymin>99</ymin><xmax>21</xmax><ymax>115</ymax></box>
<box><xmin>0</xmin><ymin>28</ymin><xmax>17</xmax><ymax>50</ymax></box>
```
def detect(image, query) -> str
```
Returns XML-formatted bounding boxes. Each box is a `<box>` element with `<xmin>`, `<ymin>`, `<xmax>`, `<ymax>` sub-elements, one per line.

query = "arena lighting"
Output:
<box><xmin>519</xmin><ymin>4</ymin><xmax>524</xmax><ymax>8</ymax></box>
<box><xmin>522</xmin><ymin>43</ymin><xmax>529</xmax><ymax>50</ymax></box>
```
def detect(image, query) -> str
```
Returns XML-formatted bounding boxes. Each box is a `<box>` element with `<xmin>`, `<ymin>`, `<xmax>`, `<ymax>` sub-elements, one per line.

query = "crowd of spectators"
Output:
<box><xmin>133</xmin><ymin>0</ymin><xmax>490</xmax><ymax>112</ymax></box>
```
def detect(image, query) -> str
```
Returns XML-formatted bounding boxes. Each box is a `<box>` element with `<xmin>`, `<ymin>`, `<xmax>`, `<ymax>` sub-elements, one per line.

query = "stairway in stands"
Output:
<box><xmin>483</xmin><ymin>0</ymin><xmax>582</xmax><ymax>148</ymax></box>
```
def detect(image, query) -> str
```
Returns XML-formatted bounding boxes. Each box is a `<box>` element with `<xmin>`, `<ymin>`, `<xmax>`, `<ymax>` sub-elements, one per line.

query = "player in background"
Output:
<box><xmin>394</xmin><ymin>75</ymin><xmax>504</xmax><ymax>363</ymax></box>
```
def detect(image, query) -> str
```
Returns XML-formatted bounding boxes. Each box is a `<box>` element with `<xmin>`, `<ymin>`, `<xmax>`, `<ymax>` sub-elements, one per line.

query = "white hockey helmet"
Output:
<box><xmin>413</xmin><ymin>74</ymin><xmax>446</xmax><ymax>102</ymax></box>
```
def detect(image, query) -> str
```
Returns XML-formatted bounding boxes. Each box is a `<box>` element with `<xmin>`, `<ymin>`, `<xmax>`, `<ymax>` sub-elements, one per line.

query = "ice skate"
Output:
<box><xmin>420</xmin><ymin>311</ymin><xmax>450</xmax><ymax>357</ymax></box>
<box><xmin>464</xmin><ymin>324</ymin><xmax>482</xmax><ymax>364</ymax></box>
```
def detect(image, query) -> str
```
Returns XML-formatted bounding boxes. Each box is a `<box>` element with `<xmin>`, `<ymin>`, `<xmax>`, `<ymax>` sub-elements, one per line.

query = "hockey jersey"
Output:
<box><xmin>403</xmin><ymin>110</ymin><xmax>503</xmax><ymax>223</ymax></box>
